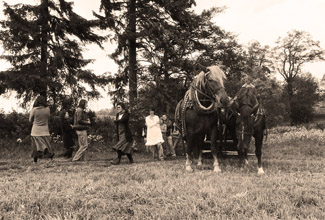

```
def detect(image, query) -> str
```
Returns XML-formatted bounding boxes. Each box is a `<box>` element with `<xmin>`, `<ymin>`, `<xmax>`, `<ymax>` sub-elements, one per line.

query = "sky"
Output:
<box><xmin>1</xmin><ymin>0</ymin><xmax>325</xmax><ymax>112</ymax></box>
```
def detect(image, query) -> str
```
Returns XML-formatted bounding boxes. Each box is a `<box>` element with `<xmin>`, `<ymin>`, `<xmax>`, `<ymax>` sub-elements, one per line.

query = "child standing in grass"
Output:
<box><xmin>145</xmin><ymin>108</ymin><xmax>164</xmax><ymax>161</ymax></box>
<box><xmin>29</xmin><ymin>95</ymin><xmax>54</xmax><ymax>163</ymax></box>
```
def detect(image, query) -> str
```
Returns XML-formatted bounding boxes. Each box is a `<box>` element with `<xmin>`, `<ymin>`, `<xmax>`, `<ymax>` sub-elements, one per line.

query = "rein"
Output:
<box><xmin>190</xmin><ymin>84</ymin><xmax>215</xmax><ymax>101</ymax></box>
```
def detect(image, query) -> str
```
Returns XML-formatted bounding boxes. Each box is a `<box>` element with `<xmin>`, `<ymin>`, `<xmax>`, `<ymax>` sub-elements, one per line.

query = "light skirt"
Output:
<box><xmin>146</xmin><ymin>126</ymin><xmax>164</xmax><ymax>146</ymax></box>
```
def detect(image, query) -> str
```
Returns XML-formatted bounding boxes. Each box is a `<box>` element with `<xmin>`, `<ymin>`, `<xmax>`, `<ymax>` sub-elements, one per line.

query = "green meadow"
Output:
<box><xmin>0</xmin><ymin>126</ymin><xmax>324</xmax><ymax>220</ymax></box>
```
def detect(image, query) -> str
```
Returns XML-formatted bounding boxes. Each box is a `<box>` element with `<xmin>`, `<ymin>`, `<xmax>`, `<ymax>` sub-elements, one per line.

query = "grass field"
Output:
<box><xmin>0</xmin><ymin>126</ymin><xmax>324</xmax><ymax>220</ymax></box>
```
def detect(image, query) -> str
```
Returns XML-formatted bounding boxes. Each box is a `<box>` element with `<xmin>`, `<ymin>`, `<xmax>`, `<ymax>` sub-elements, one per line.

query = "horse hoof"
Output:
<box><xmin>213</xmin><ymin>166</ymin><xmax>221</xmax><ymax>173</ymax></box>
<box><xmin>186</xmin><ymin>166</ymin><xmax>193</xmax><ymax>172</ymax></box>
<box><xmin>197</xmin><ymin>162</ymin><xmax>203</xmax><ymax>168</ymax></box>
<box><xmin>257</xmin><ymin>167</ymin><xmax>264</xmax><ymax>175</ymax></box>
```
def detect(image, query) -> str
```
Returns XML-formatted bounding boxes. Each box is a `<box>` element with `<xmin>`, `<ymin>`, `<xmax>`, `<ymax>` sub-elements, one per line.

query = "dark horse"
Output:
<box><xmin>230</xmin><ymin>84</ymin><xmax>266</xmax><ymax>174</ymax></box>
<box><xmin>175</xmin><ymin>65</ymin><xmax>228</xmax><ymax>172</ymax></box>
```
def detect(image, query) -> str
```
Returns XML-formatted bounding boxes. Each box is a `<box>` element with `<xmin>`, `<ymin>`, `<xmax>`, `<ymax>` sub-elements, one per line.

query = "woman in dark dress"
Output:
<box><xmin>59</xmin><ymin>97</ymin><xmax>76</xmax><ymax>158</ymax></box>
<box><xmin>111</xmin><ymin>103</ymin><xmax>134</xmax><ymax>165</ymax></box>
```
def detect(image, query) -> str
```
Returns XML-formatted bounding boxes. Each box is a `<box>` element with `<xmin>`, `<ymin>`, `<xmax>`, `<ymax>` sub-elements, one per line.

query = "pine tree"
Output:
<box><xmin>95</xmin><ymin>0</ymin><xmax>200</xmax><ymax>107</ymax></box>
<box><xmin>0</xmin><ymin>0</ymin><xmax>108</xmax><ymax>109</ymax></box>
<box><xmin>95</xmin><ymin>1</ymin><xmax>244</xmax><ymax>111</ymax></box>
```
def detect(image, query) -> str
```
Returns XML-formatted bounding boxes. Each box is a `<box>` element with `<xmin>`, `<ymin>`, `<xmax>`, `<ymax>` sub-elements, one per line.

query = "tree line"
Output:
<box><xmin>0</xmin><ymin>0</ymin><xmax>324</xmax><ymax>126</ymax></box>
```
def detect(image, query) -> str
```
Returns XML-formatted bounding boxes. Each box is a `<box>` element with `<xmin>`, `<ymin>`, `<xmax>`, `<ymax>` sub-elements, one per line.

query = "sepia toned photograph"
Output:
<box><xmin>0</xmin><ymin>0</ymin><xmax>324</xmax><ymax>219</ymax></box>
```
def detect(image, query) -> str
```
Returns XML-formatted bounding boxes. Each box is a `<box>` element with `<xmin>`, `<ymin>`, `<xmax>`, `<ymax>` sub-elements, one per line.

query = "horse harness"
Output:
<box><xmin>178</xmin><ymin>78</ymin><xmax>224</xmax><ymax>138</ymax></box>
<box><xmin>235</xmin><ymin>102</ymin><xmax>266</xmax><ymax>140</ymax></box>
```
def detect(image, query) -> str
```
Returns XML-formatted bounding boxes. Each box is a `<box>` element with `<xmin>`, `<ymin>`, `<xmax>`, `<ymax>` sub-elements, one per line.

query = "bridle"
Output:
<box><xmin>191</xmin><ymin>71</ymin><xmax>225</xmax><ymax>105</ymax></box>
<box><xmin>233</xmin><ymin>101</ymin><xmax>256</xmax><ymax>141</ymax></box>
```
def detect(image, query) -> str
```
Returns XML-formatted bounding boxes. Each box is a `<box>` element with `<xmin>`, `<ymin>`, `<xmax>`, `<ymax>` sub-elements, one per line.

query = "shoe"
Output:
<box><xmin>129</xmin><ymin>160</ymin><xmax>134</xmax><ymax>164</ymax></box>
<box><xmin>43</xmin><ymin>151</ymin><xmax>54</xmax><ymax>159</ymax></box>
<box><xmin>171</xmin><ymin>154</ymin><xmax>176</xmax><ymax>157</ymax></box>
<box><xmin>110</xmin><ymin>158</ymin><xmax>120</xmax><ymax>165</ymax></box>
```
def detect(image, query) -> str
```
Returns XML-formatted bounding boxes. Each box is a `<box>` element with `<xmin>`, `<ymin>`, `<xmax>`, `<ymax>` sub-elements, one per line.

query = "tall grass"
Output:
<box><xmin>0</xmin><ymin>126</ymin><xmax>324</xmax><ymax>219</ymax></box>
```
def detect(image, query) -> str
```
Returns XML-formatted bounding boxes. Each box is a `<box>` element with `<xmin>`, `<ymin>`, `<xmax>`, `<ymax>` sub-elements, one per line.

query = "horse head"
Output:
<box><xmin>201</xmin><ymin>65</ymin><xmax>228</xmax><ymax>108</ymax></box>
<box><xmin>230</xmin><ymin>85</ymin><xmax>259</xmax><ymax>160</ymax></box>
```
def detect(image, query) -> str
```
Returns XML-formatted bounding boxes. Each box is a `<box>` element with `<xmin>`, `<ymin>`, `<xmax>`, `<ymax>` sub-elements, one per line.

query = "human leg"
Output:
<box><xmin>162</xmin><ymin>133</ymin><xmax>170</xmax><ymax>156</ymax></box>
<box><xmin>173</xmin><ymin>135</ymin><xmax>180</xmax><ymax>155</ymax></box>
<box><xmin>126</xmin><ymin>153</ymin><xmax>134</xmax><ymax>163</ymax></box>
<box><xmin>150</xmin><ymin>145</ymin><xmax>157</xmax><ymax>159</ymax></box>
<box><xmin>167</xmin><ymin>136</ymin><xmax>176</xmax><ymax>156</ymax></box>
<box><xmin>157</xmin><ymin>143</ymin><xmax>164</xmax><ymax>160</ymax></box>
<box><xmin>111</xmin><ymin>150</ymin><xmax>122</xmax><ymax>165</ymax></box>
<box><xmin>62</xmin><ymin>133</ymin><xmax>75</xmax><ymax>158</ymax></box>
<box><xmin>72</xmin><ymin>130</ymin><xmax>88</xmax><ymax>161</ymax></box>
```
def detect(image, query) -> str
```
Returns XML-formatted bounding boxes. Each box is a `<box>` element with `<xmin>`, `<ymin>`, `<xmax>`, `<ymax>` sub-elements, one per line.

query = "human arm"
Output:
<box><xmin>75</xmin><ymin>109</ymin><xmax>90</xmax><ymax>125</ymax></box>
<box><xmin>29</xmin><ymin>108</ymin><xmax>35</xmax><ymax>123</ymax></box>
<box><xmin>145</xmin><ymin>116</ymin><xmax>158</xmax><ymax>129</ymax></box>
<box><xmin>114</xmin><ymin>112</ymin><xmax>129</xmax><ymax>123</ymax></box>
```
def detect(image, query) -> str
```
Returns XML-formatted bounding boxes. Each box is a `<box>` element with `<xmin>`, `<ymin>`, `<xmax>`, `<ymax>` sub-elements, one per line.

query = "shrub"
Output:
<box><xmin>0</xmin><ymin>111</ymin><xmax>31</xmax><ymax>140</ymax></box>
<box><xmin>90</xmin><ymin>116</ymin><xmax>115</xmax><ymax>143</ymax></box>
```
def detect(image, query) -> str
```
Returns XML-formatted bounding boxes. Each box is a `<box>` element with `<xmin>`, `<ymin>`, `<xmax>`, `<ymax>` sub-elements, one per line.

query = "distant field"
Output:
<box><xmin>313</xmin><ymin>114</ymin><xmax>325</xmax><ymax>123</ymax></box>
<box><xmin>0</xmin><ymin>126</ymin><xmax>324</xmax><ymax>219</ymax></box>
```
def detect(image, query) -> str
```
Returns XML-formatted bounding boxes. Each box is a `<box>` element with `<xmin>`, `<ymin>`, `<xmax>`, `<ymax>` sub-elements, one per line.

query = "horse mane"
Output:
<box><xmin>195</xmin><ymin>65</ymin><xmax>226</xmax><ymax>90</ymax></box>
<box><xmin>207</xmin><ymin>65</ymin><xmax>226</xmax><ymax>88</ymax></box>
<box><xmin>196</xmin><ymin>71</ymin><xmax>206</xmax><ymax>90</ymax></box>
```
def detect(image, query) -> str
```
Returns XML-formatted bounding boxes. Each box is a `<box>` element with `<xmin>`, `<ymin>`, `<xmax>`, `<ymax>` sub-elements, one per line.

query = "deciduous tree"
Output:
<box><xmin>282</xmin><ymin>73</ymin><xmax>320</xmax><ymax>124</ymax></box>
<box><xmin>272</xmin><ymin>30</ymin><xmax>324</xmax><ymax>123</ymax></box>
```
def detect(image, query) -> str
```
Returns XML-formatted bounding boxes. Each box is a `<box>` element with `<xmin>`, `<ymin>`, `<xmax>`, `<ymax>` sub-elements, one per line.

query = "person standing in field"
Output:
<box><xmin>58</xmin><ymin>97</ymin><xmax>76</xmax><ymax>158</ymax></box>
<box><xmin>160</xmin><ymin>114</ymin><xmax>169</xmax><ymax>157</ymax></box>
<box><xmin>171</xmin><ymin>121</ymin><xmax>185</xmax><ymax>156</ymax></box>
<box><xmin>29</xmin><ymin>95</ymin><xmax>54</xmax><ymax>164</ymax></box>
<box><xmin>166</xmin><ymin>120</ymin><xmax>177</xmax><ymax>157</ymax></box>
<box><xmin>72</xmin><ymin>99</ymin><xmax>91</xmax><ymax>161</ymax></box>
<box><xmin>111</xmin><ymin>103</ymin><xmax>134</xmax><ymax>165</ymax></box>
<box><xmin>145</xmin><ymin>108</ymin><xmax>164</xmax><ymax>161</ymax></box>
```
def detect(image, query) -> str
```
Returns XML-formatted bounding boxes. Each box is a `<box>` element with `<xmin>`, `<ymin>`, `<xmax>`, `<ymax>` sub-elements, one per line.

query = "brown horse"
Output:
<box><xmin>230</xmin><ymin>84</ymin><xmax>266</xmax><ymax>174</ymax></box>
<box><xmin>175</xmin><ymin>65</ymin><xmax>228</xmax><ymax>172</ymax></box>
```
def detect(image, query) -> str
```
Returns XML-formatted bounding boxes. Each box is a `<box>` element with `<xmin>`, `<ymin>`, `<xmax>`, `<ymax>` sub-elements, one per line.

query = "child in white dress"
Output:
<box><xmin>145</xmin><ymin>108</ymin><xmax>164</xmax><ymax>160</ymax></box>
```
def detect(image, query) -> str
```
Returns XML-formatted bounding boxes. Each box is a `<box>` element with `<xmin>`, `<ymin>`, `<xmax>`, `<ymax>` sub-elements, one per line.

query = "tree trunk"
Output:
<box><xmin>286</xmin><ymin>79</ymin><xmax>294</xmax><ymax>124</ymax></box>
<box><xmin>40</xmin><ymin>0</ymin><xmax>49</xmax><ymax>98</ymax></box>
<box><xmin>128</xmin><ymin>0</ymin><xmax>137</xmax><ymax>108</ymax></box>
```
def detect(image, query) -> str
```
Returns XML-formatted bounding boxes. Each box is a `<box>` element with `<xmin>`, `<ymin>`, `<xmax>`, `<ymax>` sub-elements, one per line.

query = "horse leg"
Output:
<box><xmin>197</xmin><ymin>149</ymin><xmax>203</xmax><ymax>168</ymax></box>
<box><xmin>244</xmin><ymin>148</ymin><xmax>249</xmax><ymax>165</ymax></box>
<box><xmin>238</xmin><ymin>137</ymin><xmax>249</xmax><ymax>168</ymax></box>
<box><xmin>185</xmin><ymin>153</ymin><xmax>193</xmax><ymax>172</ymax></box>
<box><xmin>237</xmin><ymin>141</ymin><xmax>244</xmax><ymax>167</ymax></box>
<box><xmin>185</xmin><ymin>136</ymin><xmax>194</xmax><ymax>172</ymax></box>
<box><xmin>210</xmin><ymin>126</ymin><xmax>221</xmax><ymax>173</ymax></box>
<box><xmin>255</xmin><ymin>134</ymin><xmax>264</xmax><ymax>174</ymax></box>
<box><xmin>243</xmin><ymin>135</ymin><xmax>251</xmax><ymax>166</ymax></box>
<box><xmin>197</xmin><ymin>135</ymin><xmax>204</xmax><ymax>169</ymax></box>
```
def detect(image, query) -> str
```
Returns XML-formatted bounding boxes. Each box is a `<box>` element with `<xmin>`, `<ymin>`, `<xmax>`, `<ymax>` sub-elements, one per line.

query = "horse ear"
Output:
<box><xmin>229</xmin><ymin>99</ymin><xmax>239</xmax><ymax>113</ymax></box>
